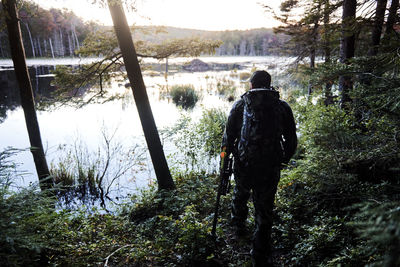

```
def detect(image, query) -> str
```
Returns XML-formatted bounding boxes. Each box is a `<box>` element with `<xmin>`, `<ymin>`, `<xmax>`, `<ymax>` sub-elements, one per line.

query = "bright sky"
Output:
<box><xmin>35</xmin><ymin>0</ymin><xmax>282</xmax><ymax>31</ymax></box>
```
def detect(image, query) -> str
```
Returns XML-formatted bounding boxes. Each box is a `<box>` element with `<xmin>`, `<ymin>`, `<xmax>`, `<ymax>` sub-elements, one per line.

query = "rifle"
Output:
<box><xmin>211</xmin><ymin>149</ymin><xmax>233</xmax><ymax>239</ymax></box>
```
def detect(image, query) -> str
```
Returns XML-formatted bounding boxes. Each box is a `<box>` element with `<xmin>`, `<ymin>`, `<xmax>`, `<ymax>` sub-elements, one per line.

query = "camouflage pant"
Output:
<box><xmin>231</xmin><ymin>161</ymin><xmax>280</xmax><ymax>265</ymax></box>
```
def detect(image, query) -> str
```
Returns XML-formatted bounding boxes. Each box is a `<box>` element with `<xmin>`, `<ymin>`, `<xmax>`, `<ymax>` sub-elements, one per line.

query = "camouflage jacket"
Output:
<box><xmin>221</xmin><ymin>90</ymin><xmax>297</xmax><ymax>164</ymax></box>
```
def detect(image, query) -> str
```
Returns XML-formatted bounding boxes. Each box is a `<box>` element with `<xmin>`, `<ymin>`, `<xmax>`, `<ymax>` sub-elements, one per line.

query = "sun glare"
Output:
<box><xmin>35</xmin><ymin>0</ymin><xmax>281</xmax><ymax>30</ymax></box>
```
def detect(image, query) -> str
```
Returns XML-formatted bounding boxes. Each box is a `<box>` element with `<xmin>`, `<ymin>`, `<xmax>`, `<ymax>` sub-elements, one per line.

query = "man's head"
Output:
<box><xmin>249</xmin><ymin>70</ymin><xmax>271</xmax><ymax>89</ymax></box>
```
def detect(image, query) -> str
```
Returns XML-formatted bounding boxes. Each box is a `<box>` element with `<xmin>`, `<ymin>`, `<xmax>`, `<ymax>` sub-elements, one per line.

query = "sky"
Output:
<box><xmin>34</xmin><ymin>0</ymin><xmax>282</xmax><ymax>31</ymax></box>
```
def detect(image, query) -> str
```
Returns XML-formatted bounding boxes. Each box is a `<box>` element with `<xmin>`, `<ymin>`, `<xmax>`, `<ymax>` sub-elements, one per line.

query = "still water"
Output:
<box><xmin>0</xmin><ymin>56</ymin><xmax>293</xmax><ymax>204</ymax></box>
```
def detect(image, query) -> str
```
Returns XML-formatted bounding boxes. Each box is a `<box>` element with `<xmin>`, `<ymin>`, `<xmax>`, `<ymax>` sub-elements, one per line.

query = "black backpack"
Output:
<box><xmin>237</xmin><ymin>88</ymin><xmax>284</xmax><ymax>166</ymax></box>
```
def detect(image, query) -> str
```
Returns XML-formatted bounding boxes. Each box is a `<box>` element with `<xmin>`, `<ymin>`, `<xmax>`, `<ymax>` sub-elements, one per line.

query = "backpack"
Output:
<box><xmin>237</xmin><ymin>88</ymin><xmax>284</xmax><ymax>166</ymax></box>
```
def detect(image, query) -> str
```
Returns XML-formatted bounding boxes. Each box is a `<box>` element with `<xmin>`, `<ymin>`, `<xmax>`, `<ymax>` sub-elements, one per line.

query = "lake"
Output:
<box><xmin>0</xmin><ymin>56</ymin><xmax>294</xmax><ymax>206</ymax></box>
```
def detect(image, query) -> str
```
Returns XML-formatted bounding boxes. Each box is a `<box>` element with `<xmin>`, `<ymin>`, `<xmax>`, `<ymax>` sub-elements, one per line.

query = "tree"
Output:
<box><xmin>1</xmin><ymin>0</ymin><xmax>51</xmax><ymax>190</ymax></box>
<box><xmin>273</xmin><ymin>0</ymin><xmax>327</xmax><ymax>64</ymax></box>
<box><xmin>107</xmin><ymin>0</ymin><xmax>175</xmax><ymax>190</ymax></box>
<box><xmin>383</xmin><ymin>0</ymin><xmax>399</xmax><ymax>42</ymax></box>
<box><xmin>368</xmin><ymin>0</ymin><xmax>388</xmax><ymax>57</ymax></box>
<box><xmin>338</xmin><ymin>0</ymin><xmax>357</xmax><ymax>107</ymax></box>
<box><xmin>322</xmin><ymin>0</ymin><xmax>334</xmax><ymax>104</ymax></box>
<box><xmin>271</xmin><ymin>0</ymin><xmax>341</xmax><ymax>100</ymax></box>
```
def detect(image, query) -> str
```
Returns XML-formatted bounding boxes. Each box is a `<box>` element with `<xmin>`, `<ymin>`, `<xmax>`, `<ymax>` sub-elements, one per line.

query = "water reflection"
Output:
<box><xmin>0</xmin><ymin>56</ymin><xmax>293</xmax><ymax>208</ymax></box>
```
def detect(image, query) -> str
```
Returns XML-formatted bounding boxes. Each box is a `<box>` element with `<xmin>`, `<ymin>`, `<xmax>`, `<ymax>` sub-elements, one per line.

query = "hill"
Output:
<box><xmin>133</xmin><ymin>26</ymin><xmax>286</xmax><ymax>56</ymax></box>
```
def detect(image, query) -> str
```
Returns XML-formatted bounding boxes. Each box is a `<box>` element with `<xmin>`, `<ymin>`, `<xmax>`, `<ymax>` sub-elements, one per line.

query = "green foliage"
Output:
<box><xmin>351</xmin><ymin>201</ymin><xmax>400</xmax><ymax>267</ymax></box>
<box><xmin>164</xmin><ymin>108</ymin><xmax>227</xmax><ymax>172</ymax></box>
<box><xmin>169</xmin><ymin>84</ymin><xmax>199</xmax><ymax>109</ymax></box>
<box><xmin>0</xmin><ymin>149</ymin><xmax>55</xmax><ymax>266</ymax></box>
<box><xmin>273</xmin><ymin>59</ymin><xmax>400</xmax><ymax>265</ymax></box>
<box><xmin>46</xmin><ymin>173</ymin><xmax>229</xmax><ymax>266</ymax></box>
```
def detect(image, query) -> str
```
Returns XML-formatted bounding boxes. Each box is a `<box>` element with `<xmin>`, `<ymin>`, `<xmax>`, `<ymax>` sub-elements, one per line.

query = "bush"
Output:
<box><xmin>170</xmin><ymin>84</ymin><xmax>199</xmax><ymax>109</ymax></box>
<box><xmin>273</xmin><ymin>75</ymin><xmax>400</xmax><ymax>266</ymax></box>
<box><xmin>164</xmin><ymin>108</ymin><xmax>227</xmax><ymax>173</ymax></box>
<box><xmin>0</xmin><ymin>149</ymin><xmax>56</xmax><ymax>266</ymax></box>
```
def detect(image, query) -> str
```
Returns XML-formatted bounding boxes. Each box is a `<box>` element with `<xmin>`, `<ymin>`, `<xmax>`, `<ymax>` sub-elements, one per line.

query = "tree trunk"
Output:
<box><xmin>23</xmin><ymin>22</ymin><xmax>35</xmax><ymax>58</ymax></box>
<box><xmin>59</xmin><ymin>28</ymin><xmax>64</xmax><ymax>57</ymax></box>
<box><xmin>308</xmin><ymin>20</ymin><xmax>319</xmax><ymax>97</ymax></box>
<box><xmin>43</xmin><ymin>38</ymin><xmax>47</xmax><ymax>56</ymax></box>
<box><xmin>308</xmin><ymin>46</ymin><xmax>315</xmax><ymax>96</ymax></box>
<box><xmin>53</xmin><ymin>30</ymin><xmax>59</xmax><ymax>56</ymax></box>
<box><xmin>49</xmin><ymin>37</ymin><xmax>55</xmax><ymax>58</ymax></box>
<box><xmin>0</xmin><ymin>35</ymin><xmax>4</xmax><ymax>58</ymax></box>
<box><xmin>2</xmin><ymin>0</ymin><xmax>52</xmax><ymax>191</ymax></box>
<box><xmin>339</xmin><ymin>0</ymin><xmax>356</xmax><ymax>108</ymax></box>
<box><xmin>368</xmin><ymin>0</ymin><xmax>388</xmax><ymax>56</ymax></box>
<box><xmin>323</xmin><ymin>0</ymin><xmax>333</xmax><ymax>105</ymax></box>
<box><xmin>107</xmin><ymin>0</ymin><xmax>175</xmax><ymax>190</ymax></box>
<box><xmin>384</xmin><ymin>0</ymin><xmax>399</xmax><ymax>38</ymax></box>
<box><xmin>67</xmin><ymin>32</ymin><xmax>73</xmax><ymax>56</ymax></box>
<box><xmin>72</xmin><ymin>25</ymin><xmax>80</xmax><ymax>51</ymax></box>
<box><xmin>37</xmin><ymin>37</ymin><xmax>43</xmax><ymax>57</ymax></box>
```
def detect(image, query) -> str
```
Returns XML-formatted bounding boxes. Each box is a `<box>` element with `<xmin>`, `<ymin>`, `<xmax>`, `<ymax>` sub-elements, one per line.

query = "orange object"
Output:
<box><xmin>220</xmin><ymin>152</ymin><xmax>227</xmax><ymax>158</ymax></box>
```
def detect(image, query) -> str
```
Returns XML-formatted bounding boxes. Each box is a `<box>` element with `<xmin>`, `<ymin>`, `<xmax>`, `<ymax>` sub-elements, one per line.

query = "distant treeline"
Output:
<box><xmin>0</xmin><ymin>2</ymin><xmax>287</xmax><ymax>59</ymax></box>
<box><xmin>134</xmin><ymin>26</ymin><xmax>288</xmax><ymax>56</ymax></box>
<box><xmin>0</xmin><ymin>1</ymin><xmax>94</xmax><ymax>58</ymax></box>
<box><xmin>212</xmin><ymin>29</ymin><xmax>288</xmax><ymax>56</ymax></box>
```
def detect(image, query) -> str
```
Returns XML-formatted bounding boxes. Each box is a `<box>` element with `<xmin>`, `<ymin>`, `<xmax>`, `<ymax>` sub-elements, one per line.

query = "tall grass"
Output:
<box><xmin>50</xmin><ymin>130</ymin><xmax>145</xmax><ymax>209</ymax></box>
<box><xmin>170</xmin><ymin>84</ymin><xmax>199</xmax><ymax>109</ymax></box>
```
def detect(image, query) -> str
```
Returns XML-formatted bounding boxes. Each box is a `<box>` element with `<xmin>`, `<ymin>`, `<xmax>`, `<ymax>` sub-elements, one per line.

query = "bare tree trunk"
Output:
<box><xmin>368</xmin><ymin>0</ymin><xmax>388</xmax><ymax>56</ymax></box>
<box><xmin>70</xmin><ymin>22</ymin><xmax>77</xmax><ymax>53</ymax></box>
<box><xmin>43</xmin><ymin>38</ymin><xmax>47</xmax><ymax>56</ymax></box>
<box><xmin>339</xmin><ymin>0</ymin><xmax>356</xmax><ymax>108</ymax></box>
<box><xmin>72</xmin><ymin>25</ymin><xmax>80</xmax><ymax>50</ymax></box>
<box><xmin>0</xmin><ymin>35</ymin><xmax>4</xmax><ymax>58</ymax></box>
<box><xmin>53</xmin><ymin>30</ymin><xmax>59</xmax><ymax>56</ymax></box>
<box><xmin>2</xmin><ymin>0</ymin><xmax>52</xmax><ymax>191</ymax></box>
<box><xmin>67</xmin><ymin>32</ymin><xmax>73</xmax><ymax>56</ymax></box>
<box><xmin>71</xmin><ymin>31</ymin><xmax>76</xmax><ymax>53</ymax></box>
<box><xmin>59</xmin><ymin>28</ymin><xmax>64</xmax><ymax>57</ymax></box>
<box><xmin>37</xmin><ymin>37</ymin><xmax>43</xmax><ymax>57</ymax></box>
<box><xmin>23</xmin><ymin>22</ymin><xmax>35</xmax><ymax>58</ymax></box>
<box><xmin>107</xmin><ymin>0</ymin><xmax>175</xmax><ymax>190</ymax></box>
<box><xmin>49</xmin><ymin>37</ymin><xmax>55</xmax><ymax>58</ymax></box>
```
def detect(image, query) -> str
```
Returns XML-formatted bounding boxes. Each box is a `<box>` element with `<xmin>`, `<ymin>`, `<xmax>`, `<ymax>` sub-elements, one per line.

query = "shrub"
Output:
<box><xmin>164</xmin><ymin>108</ymin><xmax>227</xmax><ymax>173</ymax></box>
<box><xmin>170</xmin><ymin>84</ymin><xmax>199</xmax><ymax>109</ymax></box>
<box><xmin>0</xmin><ymin>149</ymin><xmax>56</xmax><ymax>266</ymax></box>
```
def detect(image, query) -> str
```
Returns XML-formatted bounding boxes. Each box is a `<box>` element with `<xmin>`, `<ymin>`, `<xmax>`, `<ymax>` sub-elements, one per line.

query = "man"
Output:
<box><xmin>221</xmin><ymin>70</ymin><xmax>297</xmax><ymax>266</ymax></box>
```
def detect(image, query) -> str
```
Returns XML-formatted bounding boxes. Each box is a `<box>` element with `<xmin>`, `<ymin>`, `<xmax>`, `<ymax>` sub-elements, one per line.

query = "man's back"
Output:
<box><xmin>222</xmin><ymin>88</ymin><xmax>297</xmax><ymax>165</ymax></box>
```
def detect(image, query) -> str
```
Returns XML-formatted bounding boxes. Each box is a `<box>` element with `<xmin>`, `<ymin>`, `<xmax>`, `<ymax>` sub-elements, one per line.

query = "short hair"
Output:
<box><xmin>250</xmin><ymin>70</ymin><xmax>271</xmax><ymax>89</ymax></box>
